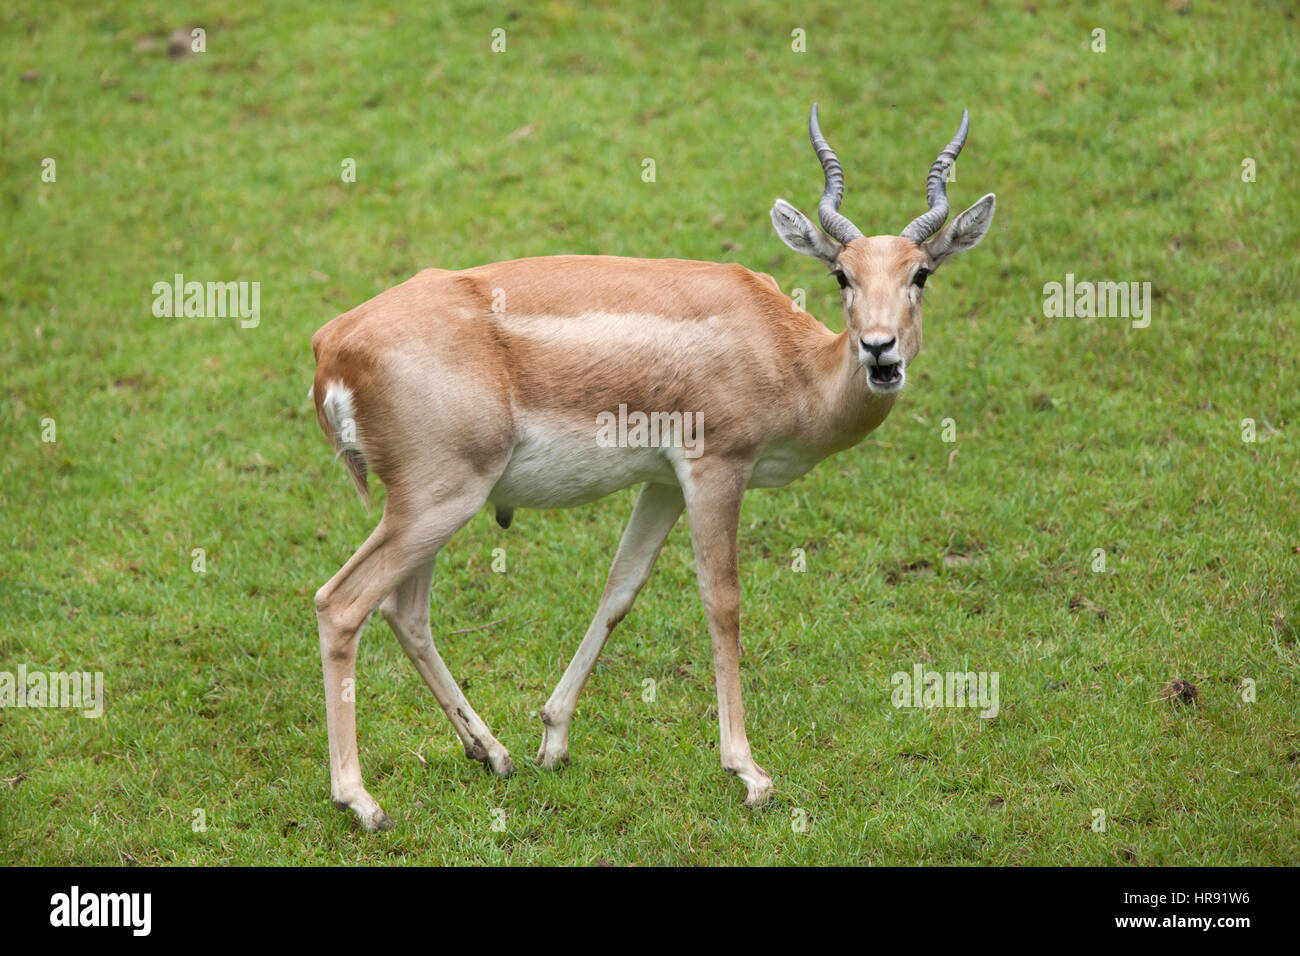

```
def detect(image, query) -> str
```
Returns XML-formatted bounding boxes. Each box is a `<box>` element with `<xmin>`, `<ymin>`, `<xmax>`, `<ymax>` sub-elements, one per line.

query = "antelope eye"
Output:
<box><xmin>833</xmin><ymin>270</ymin><xmax>849</xmax><ymax>289</ymax></box>
<box><xmin>912</xmin><ymin>268</ymin><xmax>930</xmax><ymax>288</ymax></box>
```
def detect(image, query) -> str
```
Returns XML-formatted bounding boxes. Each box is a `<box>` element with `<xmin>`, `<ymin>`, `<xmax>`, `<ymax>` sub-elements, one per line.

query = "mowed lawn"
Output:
<box><xmin>1</xmin><ymin>1</ymin><xmax>1297</xmax><ymax>865</ymax></box>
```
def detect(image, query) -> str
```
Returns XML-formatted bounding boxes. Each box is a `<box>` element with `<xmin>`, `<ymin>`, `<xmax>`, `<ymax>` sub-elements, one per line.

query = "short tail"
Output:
<box><xmin>315</xmin><ymin>380</ymin><xmax>370</xmax><ymax>503</ymax></box>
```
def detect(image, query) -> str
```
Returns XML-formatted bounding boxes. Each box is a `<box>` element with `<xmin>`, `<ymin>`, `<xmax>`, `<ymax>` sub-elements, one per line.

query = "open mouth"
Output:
<box><xmin>867</xmin><ymin>362</ymin><xmax>903</xmax><ymax>390</ymax></box>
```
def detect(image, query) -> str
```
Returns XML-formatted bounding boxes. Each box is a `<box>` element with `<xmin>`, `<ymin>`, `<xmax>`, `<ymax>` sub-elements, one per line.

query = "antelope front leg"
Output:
<box><xmin>680</xmin><ymin>458</ymin><xmax>774</xmax><ymax>806</ymax></box>
<box><xmin>538</xmin><ymin>482</ymin><xmax>684</xmax><ymax>768</ymax></box>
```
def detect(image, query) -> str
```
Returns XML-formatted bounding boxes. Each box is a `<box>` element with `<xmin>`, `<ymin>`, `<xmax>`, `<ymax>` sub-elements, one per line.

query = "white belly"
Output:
<box><xmin>489</xmin><ymin>421</ymin><xmax>819</xmax><ymax>509</ymax></box>
<box><xmin>490</xmin><ymin>421</ymin><xmax>677</xmax><ymax>509</ymax></box>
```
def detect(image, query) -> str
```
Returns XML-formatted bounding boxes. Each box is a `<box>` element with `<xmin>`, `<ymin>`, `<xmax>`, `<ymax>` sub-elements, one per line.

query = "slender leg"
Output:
<box><xmin>537</xmin><ymin>482</ymin><xmax>684</xmax><ymax>768</ymax></box>
<box><xmin>315</xmin><ymin>488</ymin><xmax>486</xmax><ymax>832</ymax></box>
<box><xmin>380</xmin><ymin>560</ymin><xmax>513</xmax><ymax>775</ymax></box>
<box><xmin>679</xmin><ymin>458</ymin><xmax>773</xmax><ymax>805</ymax></box>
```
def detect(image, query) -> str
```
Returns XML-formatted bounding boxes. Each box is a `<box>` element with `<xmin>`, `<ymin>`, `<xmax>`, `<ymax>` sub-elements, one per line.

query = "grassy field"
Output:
<box><xmin>1</xmin><ymin>0</ymin><xmax>1297</xmax><ymax>866</ymax></box>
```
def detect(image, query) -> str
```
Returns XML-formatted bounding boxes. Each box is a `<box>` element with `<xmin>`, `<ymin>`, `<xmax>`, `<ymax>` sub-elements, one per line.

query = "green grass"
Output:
<box><xmin>2</xmin><ymin>0</ymin><xmax>1298</xmax><ymax>865</ymax></box>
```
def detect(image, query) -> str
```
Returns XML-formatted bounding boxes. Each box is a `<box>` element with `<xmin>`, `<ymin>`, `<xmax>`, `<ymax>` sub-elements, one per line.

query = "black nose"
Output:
<box><xmin>860</xmin><ymin>337</ymin><xmax>896</xmax><ymax>359</ymax></box>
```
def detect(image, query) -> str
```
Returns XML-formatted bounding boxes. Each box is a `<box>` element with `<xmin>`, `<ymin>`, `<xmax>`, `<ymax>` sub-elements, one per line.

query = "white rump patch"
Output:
<box><xmin>321</xmin><ymin>381</ymin><xmax>364</xmax><ymax>456</ymax></box>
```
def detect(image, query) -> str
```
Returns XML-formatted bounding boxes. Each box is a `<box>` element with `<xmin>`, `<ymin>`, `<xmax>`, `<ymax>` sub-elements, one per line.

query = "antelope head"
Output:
<box><xmin>771</xmin><ymin>104</ymin><xmax>996</xmax><ymax>395</ymax></box>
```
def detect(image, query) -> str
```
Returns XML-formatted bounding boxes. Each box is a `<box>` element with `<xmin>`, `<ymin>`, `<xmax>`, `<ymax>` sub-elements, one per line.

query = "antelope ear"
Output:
<box><xmin>770</xmin><ymin>199</ymin><xmax>842</xmax><ymax>267</ymax></box>
<box><xmin>924</xmin><ymin>193</ymin><xmax>996</xmax><ymax>265</ymax></box>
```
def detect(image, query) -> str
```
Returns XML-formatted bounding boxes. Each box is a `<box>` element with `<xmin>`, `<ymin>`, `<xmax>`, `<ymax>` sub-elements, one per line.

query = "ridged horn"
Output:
<box><xmin>808</xmin><ymin>103</ymin><xmax>863</xmax><ymax>244</ymax></box>
<box><xmin>900</xmin><ymin>109</ymin><xmax>970</xmax><ymax>243</ymax></box>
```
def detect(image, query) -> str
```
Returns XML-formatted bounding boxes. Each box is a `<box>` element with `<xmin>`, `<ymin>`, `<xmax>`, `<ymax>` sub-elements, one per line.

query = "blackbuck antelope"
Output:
<box><xmin>311</xmin><ymin>105</ymin><xmax>995</xmax><ymax>831</ymax></box>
